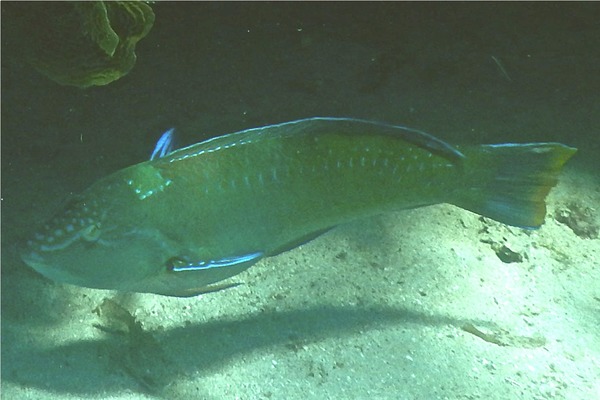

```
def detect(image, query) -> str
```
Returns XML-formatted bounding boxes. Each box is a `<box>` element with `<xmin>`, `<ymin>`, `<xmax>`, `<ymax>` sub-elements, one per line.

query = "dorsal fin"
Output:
<box><xmin>150</xmin><ymin>128</ymin><xmax>175</xmax><ymax>160</ymax></box>
<box><xmin>160</xmin><ymin>117</ymin><xmax>464</xmax><ymax>165</ymax></box>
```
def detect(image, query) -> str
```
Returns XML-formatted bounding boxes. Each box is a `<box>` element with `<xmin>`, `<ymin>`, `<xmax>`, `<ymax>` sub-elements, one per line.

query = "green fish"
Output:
<box><xmin>20</xmin><ymin>118</ymin><xmax>576</xmax><ymax>296</ymax></box>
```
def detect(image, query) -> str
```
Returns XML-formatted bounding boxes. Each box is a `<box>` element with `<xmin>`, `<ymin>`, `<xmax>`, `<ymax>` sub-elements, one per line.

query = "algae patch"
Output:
<box><xmin>461</xmin><ymin>322</ymin><xmax>546</xmax><ymax>349</ymax></box>
<box><xmin>555</xmin><ymin>202</ymin><xmax>599</xmax><ymax>239</ymax></box>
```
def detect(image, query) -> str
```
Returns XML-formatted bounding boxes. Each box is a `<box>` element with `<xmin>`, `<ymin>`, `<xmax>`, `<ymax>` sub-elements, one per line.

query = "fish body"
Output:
<box><xmin>20</xmin><ymin>118</ymin><xmax>576</xmax><ymax>296</ymax></box>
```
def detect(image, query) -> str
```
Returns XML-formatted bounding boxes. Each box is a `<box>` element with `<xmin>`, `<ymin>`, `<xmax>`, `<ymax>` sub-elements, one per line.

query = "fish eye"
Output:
<box><xmin>81</xmin><ymin>223</ymin><xmax>101</xmax><ymax>242</ymax></box>
<box><xmin>166</xmin><ymin>256</ymin><xmax>189</xmax><ymax>271</ymax></box>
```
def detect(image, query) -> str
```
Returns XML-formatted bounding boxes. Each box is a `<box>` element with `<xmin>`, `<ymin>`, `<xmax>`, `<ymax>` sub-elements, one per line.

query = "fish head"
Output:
<box><xmin>19</xmin><ymin>164</ymin><xmax>191</xmax><ymax>292</ymax></box>
<box><xmin>20</xmin><ymin>193</ymin><xmax>168</xmax><ymax>290</ymax></box>
<box><xmin>19</xmin><ymin>165</ymin><xmax>259</xmax><ymax>297</ymax></box>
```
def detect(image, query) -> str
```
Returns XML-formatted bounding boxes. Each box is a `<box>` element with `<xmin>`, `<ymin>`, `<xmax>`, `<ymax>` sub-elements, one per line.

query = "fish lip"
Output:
<box><xmin>19</xmin><ymin>245</ymin><xmax>46</xmax><ymax>270</ymax></box>
<box><xmin>19</xmin><ymin>242</ymin><xmax>78</xmax><ymax>285</ymax></box>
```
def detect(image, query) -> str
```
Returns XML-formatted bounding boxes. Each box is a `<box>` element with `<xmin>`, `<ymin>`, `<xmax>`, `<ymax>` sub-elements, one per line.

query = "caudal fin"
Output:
<box><xmin>452</xmin><ymin>143</ymin><xmax>577</xmax><ymax>228</ymax></box>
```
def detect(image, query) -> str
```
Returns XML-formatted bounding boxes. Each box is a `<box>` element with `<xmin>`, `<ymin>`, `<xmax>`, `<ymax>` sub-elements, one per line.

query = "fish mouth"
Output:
<box><xmin>20</xmin><ymin>247</ymin><xmax>50</xmax><ymax>275</ymax></box>
<box><xmin>20</xmin><ymin>238</ymin><xmax>61</xmax><ymax>277</ymax></box>
<box><xmin>19</xmin><ymin>245</ymin><xmax>79</xmax><ymax>285</ymax></box>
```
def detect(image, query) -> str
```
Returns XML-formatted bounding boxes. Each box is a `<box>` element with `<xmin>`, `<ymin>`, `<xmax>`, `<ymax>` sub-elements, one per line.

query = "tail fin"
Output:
<box><xmin>452</xmin><ymin>143</ymin><xmax>577</xmax><ymax>228</ymax></box>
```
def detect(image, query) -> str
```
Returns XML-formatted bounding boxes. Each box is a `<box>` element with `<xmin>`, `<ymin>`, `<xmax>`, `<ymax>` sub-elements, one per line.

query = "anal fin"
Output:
<box><xmin>268</xmin><ymin>228</ymin><xmax>332</xmax><ymax>257</ymax></box>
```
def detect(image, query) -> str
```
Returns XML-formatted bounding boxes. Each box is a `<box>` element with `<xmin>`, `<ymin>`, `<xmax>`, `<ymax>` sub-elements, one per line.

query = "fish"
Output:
<box><xmin>20</xmin><ymin>117</ymin><xmax>577</xmax><ymax>297</ymax></box>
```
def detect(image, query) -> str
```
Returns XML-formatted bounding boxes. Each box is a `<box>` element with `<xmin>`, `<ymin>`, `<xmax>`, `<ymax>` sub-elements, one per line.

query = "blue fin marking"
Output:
<box><xmin>171</xmin><ymin>251</ymin><xmax>264</xmax><ymax>272</ymax></box>
<box><xmin>150</xmin><ymin>128</ymin><xmax>175</xmax><ymax>160</ymax></box>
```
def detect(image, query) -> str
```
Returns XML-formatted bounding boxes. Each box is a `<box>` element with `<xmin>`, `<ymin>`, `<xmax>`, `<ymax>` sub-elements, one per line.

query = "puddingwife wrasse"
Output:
<box><xmin>20</xmin><ymin>117</ymin><xmax>576</xmax><ymax>296</ymax></box>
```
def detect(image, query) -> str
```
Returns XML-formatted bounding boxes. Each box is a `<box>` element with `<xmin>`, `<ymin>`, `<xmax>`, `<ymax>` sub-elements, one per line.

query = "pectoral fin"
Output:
<box><xmin>163</xmin><ymin>251</ymin><xmax>264</xmax><ymax>297</ymax></box>
<box><xmin>167</xmin><ymin>251</ymin><xmax>264</xmax><ymax>272</ymax></box>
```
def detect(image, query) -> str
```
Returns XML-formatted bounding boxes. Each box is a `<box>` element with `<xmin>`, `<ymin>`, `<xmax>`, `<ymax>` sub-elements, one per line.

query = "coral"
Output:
<box><xmin>7</xmin><ymin>2</ymin><xmax>154</xmax><ymax>88</ymax></box>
